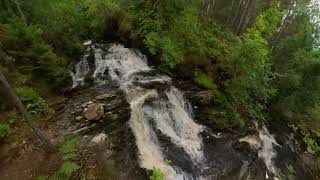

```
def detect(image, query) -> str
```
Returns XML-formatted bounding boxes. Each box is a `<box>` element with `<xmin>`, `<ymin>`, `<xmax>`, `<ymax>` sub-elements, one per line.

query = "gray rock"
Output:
<box><xmin>95</xmin><ymin>93</ymin><xmax>116</xmax><ymax>101</ymax></box>
<box><xmin>91</xmin><ymin>133</ymin><xmax>107</xmax><ymax>144</ymax></box>
<box><xmin>73</xmin><ymin>108</ymin><xmax>83</xmax><ymax>116</ymax></box>
<box><xmin>83</xmin><ymin>103</ymin><xmax>105</xmax><ymax>121</ymax></box>
<box><xmin>80</xmin><ymin>101</ymin><xmax>93</xmax><ymax>108</ymax></box>
<box><xmin>75</xmin><ymin>116</ymin><xmax>83</xmax><ymax>121</ymax></box>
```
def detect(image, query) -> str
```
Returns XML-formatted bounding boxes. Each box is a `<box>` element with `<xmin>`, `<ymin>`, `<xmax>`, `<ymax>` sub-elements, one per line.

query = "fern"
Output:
<box><xmin>62</xmin><ymin>153</ymin><xmax>77</xmax><ymax>161</ymax></box>
<box><xmin>60</xmin><ymin>137</ymin><xmax>78</xmax><ymax>159</ymax></box>
<box><xmin>59</xmin><ymin>161</ymin><xmax>80</xmax><ymax>175</ymax></box>
<box><xmin>40</xmin><ymin>136</ymin><xmax>80</xmax><ymax>180</ymax></box>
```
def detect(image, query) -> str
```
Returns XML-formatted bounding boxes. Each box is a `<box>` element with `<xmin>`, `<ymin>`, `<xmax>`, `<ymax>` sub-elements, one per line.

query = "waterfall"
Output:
<box><xmin>70</xmin><ymin>53</ymin><xmax>90</xmax><ymax>88</ymax></box>
<box><xmin>70</xmin><ymin>42</ymin><xmax>285</xmax><ymax>180</ymax></box>
<box><xmin>71</xmin><ymin>43</ymin><xmax>205</xmax><ymax>179</ymax></box>
<box><xmin>239</xmin><ymin>123</ymin><xmax>280</xmax><ymax>178</ymax></box>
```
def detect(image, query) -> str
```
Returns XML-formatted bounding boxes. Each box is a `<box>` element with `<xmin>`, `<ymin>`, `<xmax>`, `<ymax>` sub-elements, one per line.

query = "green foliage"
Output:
<box><xmin>1</xmin><ymin>18</ymin><xmax>70</xmax><ymax>86</ymax></box>
<box><xmin>59</xmin><ymin>136</ymin><xmax>78</xmax><ymax>160</ymax></box>
<box><xmin>57</xmin><ymin>137</ymin><xmax>80</xmax><ymax>178</ymax></box>
<box><xmin>0</xmin><ymin>0</ymin><xmax>85</xmax><ymax>92</ymax></box>
<box><xmin>59</xmin><ymin>161</ymin><xmax>80</xmax><ymax>175</ymax></box>
<box><xmin>270</xmin><ymin>1</ymin><xmax>320</xmax><ymax>142</ymax></box>
<box><xmin>150</xmin><ymin>168</ymin><xmax>164</xmax><ymax>180</ymax></box>
<box><xmin>160</xmin><ymin>38</ymin><xmax>183</xmax><ymax>68</ymax></box>
<box><xmin>39</xmin><ymin>136</ymin><xmax>80</xmax><ymax>180</ymax></box>
<box><xmin>0</xmin><ymin>124</ymin><xmax>10</xmax><ymax>141</ymax></box>
<box><xmin>303</xmin><ymin>135</ymin><xmax>320</xmax><ymax>155</ymax></box>
<box><xmin>16</xmin><ymin>87</ymin><xmax>48</xmax><ymax>115</ymax></box>
<box><xmin>228</xmin><ymin>112</ymin><xmax>245</xmax><ymax>128</ymax></box>
<box><xmin>195</xmin><ymin>74</ymin><xmax>218</xmax><ymax>92</ymax></box>
<box><xmin>225</xmin><ymin>5</ymin><xmax>282</xmax><ymax>117</ymax></box>
<box><xmin>84</xmin><ymin>0</ymin><xmax>124</xmax><ymax>37</ymax></box>
<box><xmin>287</xmin><ymin>164</ymin><xmax>296</xmax><ymax>175</ymax></box>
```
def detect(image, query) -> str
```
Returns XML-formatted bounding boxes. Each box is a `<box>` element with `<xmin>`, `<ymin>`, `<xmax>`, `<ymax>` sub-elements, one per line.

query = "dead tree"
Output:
<box><xmin>0</xmin><ymin>48</ymin><xmax>55</xmax><ymax>152</ymax></box>
<box><xmin>236</xmin><ymin>0</ymin><xmax>250</xmax><ymax>35</ymax></box>
<box><xmin>232</xmin><ymin>0</ymin><xmax>243</xmax><ymax>28</ymax></box>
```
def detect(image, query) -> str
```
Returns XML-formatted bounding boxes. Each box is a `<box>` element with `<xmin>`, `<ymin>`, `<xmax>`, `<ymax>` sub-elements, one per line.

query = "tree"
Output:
<box><xmin>0</xmin><ymin>48</ymin><xmax>55</xmax><ymax>152</ymax></box>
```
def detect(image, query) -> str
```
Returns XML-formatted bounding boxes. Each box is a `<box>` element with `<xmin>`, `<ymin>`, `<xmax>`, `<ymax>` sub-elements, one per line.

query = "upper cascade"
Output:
<box><xmin>70</xmin><ymin>43</ymin><xmax>205</xmax><ymax>179</ymax></box>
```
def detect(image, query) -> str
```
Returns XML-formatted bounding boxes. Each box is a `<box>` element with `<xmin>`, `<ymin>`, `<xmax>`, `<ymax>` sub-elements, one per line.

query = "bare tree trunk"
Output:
<box><xmin>211</xmin><ymin>0</ymin><xmax>217</xmax><ymax>15</ymax></box>
<box><xmin>151</xmin><ymin>0</ymin><xmax>159</xmax><ymax>13</ymax></box>
<box><xmin>0</xmin><ymin>47</ymin><xmax>55</xmax><ymax>152</ymax></box>
<box><xmin>13</xmin><ymin>0</ymin><xmax>25</xmax><ymax>21</ymax></box>
<box><xmin>226</xmin><ymin>0</ymin><xmax>236</xmax><ymax>25</ymax></box>
<box><xmin>276</xmin><ymin>10</ymin><xmax>291</xmax><ymax>41</ymax></box>
<box><xmin>0</xmin><ymin>72</ymin><xmax>56</xmax><ymax>152</ymax></box>
<box><xmin>240</xmin><ymin>0</ymin><xmax>255</xmax><ymax>34</ymax></box>
<box><xmin>232</xmin><ymin>0</ymin><xmax>243</xmax><ymax>28</ymax></box>
<box><xmin>236</xmin><ymin>0</ymin><xmax>250</xmax><ymax>35</ymax></box>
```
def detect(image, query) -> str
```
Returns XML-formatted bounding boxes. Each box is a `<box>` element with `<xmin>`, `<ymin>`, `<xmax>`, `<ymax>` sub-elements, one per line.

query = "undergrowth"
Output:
<box><xmin>16</xmin><ymin>87</ymin><xmax>48</xmax><ymax>115</ymax></box>
<box><xmin>37</xmin><ymin>136</ymin><xmax>80</xmax><ymax>180</ymax></box>
<box><xmin>0</xmin><ymin>124</ymin><xmax>10</xmax><ymax>141</ymax></box>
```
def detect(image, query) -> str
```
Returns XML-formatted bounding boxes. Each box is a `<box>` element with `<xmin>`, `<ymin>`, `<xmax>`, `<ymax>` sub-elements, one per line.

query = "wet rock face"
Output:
<box><xmin>54</xmin><ymin>83</ymin><xmax>147</xmax><ymax>180</ymax></box>
<box><xmin>174</xmin><ymin>80</ymin><xmax>230</xmax><ymax>133</ymax></box>
<box><xmin>84</xmin><ymin>103</ymin><xmax>104</xmax><ymax>121</ymax></box>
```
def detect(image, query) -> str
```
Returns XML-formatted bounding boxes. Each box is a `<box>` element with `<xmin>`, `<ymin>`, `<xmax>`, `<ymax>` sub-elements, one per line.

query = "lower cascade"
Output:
<box><xmin>70</xmin><ymin>42</ymin><xmax>286</xmax><ymax>180</ymax></box>
<box><xmin>71</xmin><ymin>42</ymin><xmax>205</xmax><ymax>179</ymax></box>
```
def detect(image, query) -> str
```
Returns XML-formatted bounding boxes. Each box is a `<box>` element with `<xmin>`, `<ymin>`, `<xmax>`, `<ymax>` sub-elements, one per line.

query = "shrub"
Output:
<box><xmin>195</xmin><ymin>74</ymin><xmax>218</xmax><ymax>92</ymax></box>
<box><xmin>0</xmin><ymin>124</ymin><xmax>10</xmax><ymax>141</ymax></box>
<box><xmin>228</xmin><ymin>112</ymin><xmax>245</xmax><ymax>128</ymax></box>
<box><xmin>194</xmin><ymin>73</ymin><xmax>225</xmax><ymax>102</ymax></box>
<box><xmin>16</xmin><ymin>87</ymin><xmax>48</xmax><ymax>115</ymax></box>
<box><xmin>150</xmin><ymin>168</ymin><xmax>164</xmax><ymax>180</ymax></box>
<box><xmin>1</xmin><ymin>18</ymin><xmax>70</xmax><ymax>87</ymax></box>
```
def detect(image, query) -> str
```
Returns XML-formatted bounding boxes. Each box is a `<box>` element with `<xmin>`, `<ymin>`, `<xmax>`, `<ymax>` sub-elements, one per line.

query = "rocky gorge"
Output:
<box><xmin>50</xmin><ymin>41</ymin><xmax>318</xmax><ymax>180</ymax></box>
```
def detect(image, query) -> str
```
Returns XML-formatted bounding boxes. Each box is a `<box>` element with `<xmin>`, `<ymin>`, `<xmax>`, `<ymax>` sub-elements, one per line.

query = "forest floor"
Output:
<box><xmin>0</xmin><ymin>96</ymin><xmax>109</xmax><ymax>180</ymax></box>
<box><xmin>0</xmin><ymin>113</ymin><xmax>62</xmax><ymax>180</ymax></box>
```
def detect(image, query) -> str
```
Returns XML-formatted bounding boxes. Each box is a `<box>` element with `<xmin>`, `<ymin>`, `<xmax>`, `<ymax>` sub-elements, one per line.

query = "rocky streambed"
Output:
<box><xmin>52</xmin><ymin>41</ymin><xmax>317</xmax><ymax>180</ymax></box>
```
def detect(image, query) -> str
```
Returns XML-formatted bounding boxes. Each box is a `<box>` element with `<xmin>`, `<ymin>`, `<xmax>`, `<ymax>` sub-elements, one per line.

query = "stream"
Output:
<box><xmin>68</xmin><ymin>41</ymin><xmax>305</xmax><ymax>180</ymax></box>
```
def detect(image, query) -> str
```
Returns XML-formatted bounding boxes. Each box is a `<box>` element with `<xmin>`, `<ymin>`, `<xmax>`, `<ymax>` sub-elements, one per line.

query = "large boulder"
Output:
<box><xmin>83</xmin><ymin>103</ymin><xmax>104</xmax><ymax>121</ymax></box>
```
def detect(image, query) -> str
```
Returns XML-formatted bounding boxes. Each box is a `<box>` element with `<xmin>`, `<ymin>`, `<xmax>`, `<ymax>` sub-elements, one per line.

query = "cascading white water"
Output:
<box><xmin>72</xmin><ymin>43</ymin><xmax>205</xmax><ymax>179</ymax></box>
<box><xmin>70</xmin><ymin>53</ymin><xmax>90</xmax><ymax>88</ymax></box>
<box><xmin>239</xmin><ymin>123</ymin><xmax>280</xmax><ymax>178</ymax></box>
<box><xmin>258</xmin><ymin>126</ymin><xmax>280</xmax><ymax>176</ymax></box>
